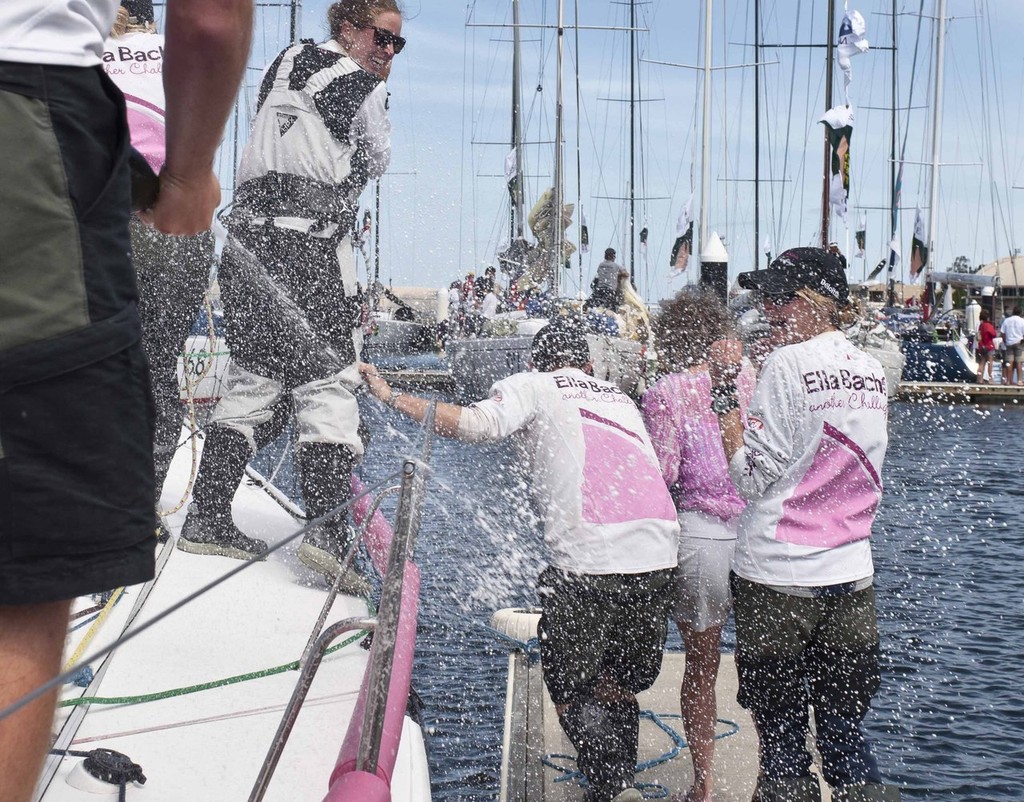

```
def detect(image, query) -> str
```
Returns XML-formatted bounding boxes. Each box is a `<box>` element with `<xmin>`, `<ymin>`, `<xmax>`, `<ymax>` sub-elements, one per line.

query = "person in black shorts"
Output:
<box><xmin>0</xmin><ymin>2</ymin><xmax>251</xmax><ymax>799</ymax></box>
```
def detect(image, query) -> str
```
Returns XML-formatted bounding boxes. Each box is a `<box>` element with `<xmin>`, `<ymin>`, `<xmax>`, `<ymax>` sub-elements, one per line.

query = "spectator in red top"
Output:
<box><xmin>976</xmin><ymin>309</ymin><xmax>998</xmax><ymax>384</ymax></box>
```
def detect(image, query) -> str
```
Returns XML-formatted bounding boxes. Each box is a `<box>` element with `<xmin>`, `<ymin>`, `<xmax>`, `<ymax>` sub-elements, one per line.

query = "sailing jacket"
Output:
<box><xmin>234</xmin><ymin>39</ymin><xmax>391</xmax><ymax>231</ymax></box>
<box><xmin>730</xmin><ymin>331</ymin><xmax>889</xmax><ymax>587</ymax></box>
<box><xmin>456</xmin><ymin>367</ymin><xmax>679</xmax><ymax>576</ymax></box>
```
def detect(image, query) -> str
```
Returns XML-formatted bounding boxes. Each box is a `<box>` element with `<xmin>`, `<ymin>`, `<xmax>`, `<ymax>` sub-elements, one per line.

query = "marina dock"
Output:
<box><xmin>897</xmin><ymin>381</ymin><xmax>1024</xmax><ymax>404</ymax></box>
<box><xmin>501</xmin><ymin>646</ymin><xmax>836</xmax><ymax>802</ymax></box>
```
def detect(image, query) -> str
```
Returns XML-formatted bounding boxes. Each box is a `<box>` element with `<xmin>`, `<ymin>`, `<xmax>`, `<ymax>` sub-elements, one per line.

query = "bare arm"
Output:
<box><xmin>708</xmin><ymin>339</ymin><xmax>745</xmax><ymax>461</ymax></box>
<box><xmin>359</xmin><ymin>364</ymin><xmax>464</xmax><ymax>438</ymax></box>
<box><xmin>142</xmin><ymin>0</ymin><xmax>253</xmax><ymax>235</ymax></box>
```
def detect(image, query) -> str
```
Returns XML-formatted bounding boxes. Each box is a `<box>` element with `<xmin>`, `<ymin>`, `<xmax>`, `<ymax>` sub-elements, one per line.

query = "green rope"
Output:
<box><xmin>59</xmin><ymin>630</ymin><xmax>368</xmax><ymax>708</ymax></box>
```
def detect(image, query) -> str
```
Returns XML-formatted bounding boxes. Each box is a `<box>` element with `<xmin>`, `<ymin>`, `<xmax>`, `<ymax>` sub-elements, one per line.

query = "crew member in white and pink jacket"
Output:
<box><xmin>360</xmin><ymin>318</ymin><xmax>679</xmax><ymax>802</ymax></box>
<box><xmin>708</xmin><ymin>247</ymin><xmax>900</xmax><ymax>802</ymax></box>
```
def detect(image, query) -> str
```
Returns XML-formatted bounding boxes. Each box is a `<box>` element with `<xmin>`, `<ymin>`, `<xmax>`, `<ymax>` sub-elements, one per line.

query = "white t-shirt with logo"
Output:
<box><xmin>729</xmin><ymin>331</ymin><xmax>889</xmax><ymax>587</ymax></box>
<box><xmin>456</xmin><ymin>367</ymin><xmax>679</xmax><ymax>576</ymax></box>
<box><xmin>103</xmin><ymin>32</ymin><xmax>166</xmax><ymax>173</ymax></box>
<box><xmin>0</xmin><ymin>1</ymin><xmax>119</xmax><ymax>67</ymax></box>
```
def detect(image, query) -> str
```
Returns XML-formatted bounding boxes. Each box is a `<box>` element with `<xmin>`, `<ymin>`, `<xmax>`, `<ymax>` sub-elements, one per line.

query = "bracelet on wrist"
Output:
<box><xmin>709</xmin><ymin>383</ymin><xmax>737</xmax><ymax>401</ymax></box>
<box><xmin>387</xmin><ymin>388</ymin><xmax>405</xmax><ymax>409</ymax></box>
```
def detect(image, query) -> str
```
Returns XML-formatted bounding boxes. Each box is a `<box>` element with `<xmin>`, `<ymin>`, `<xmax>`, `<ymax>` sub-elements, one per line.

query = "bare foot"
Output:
<box><xmin>669</xmin><ymin>785</ymin><xmax>713</xmax><ymax>802</ymax></box>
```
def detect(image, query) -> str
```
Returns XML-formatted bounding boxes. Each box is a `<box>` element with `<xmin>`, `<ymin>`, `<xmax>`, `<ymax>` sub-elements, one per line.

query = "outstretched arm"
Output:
<box><xmin>141</xmin><ymin>0</ymin><xmax>253</xmax><ymax>235</ymax></box>
<box><xmin>359</xmin><ymin>364</ymin><xmax>465</xmax><ymax>438</ymax></box>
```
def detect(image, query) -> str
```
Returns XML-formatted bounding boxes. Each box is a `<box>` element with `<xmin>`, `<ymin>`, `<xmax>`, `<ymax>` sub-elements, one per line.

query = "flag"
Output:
<box><xmin>855</xmin><ymin>213</ymin><xmax>866</xmax><ymax>257</ymax></box>
<box><xmin>504</xmin><ymin>147</ymin><xmax>517</xmax><ymax>183</ymax></box>
<box><xmin>579</xmin><ymin>204</ymin><xmax>589</xmax><ymax>254</ymax></box>
<box><xmin>887</xmin><ymin>236</ymin><xmax>900</xmax><ymax>275</ymax></box>
<box><xmin>670</xmin><ymin>195</ymin><xmax>693</xmax><ymax>271</ymax></box>
<box><xmin>504</xmin><ymin>147</ymin><xmax>518</xmax><ymax>206</ymax></box>
<box><xmin>891</xmin><ymin>161</ymin><xmax>904</xmax><ymax>236</ymax></box>
<box><xmin>639</xmin><ymin>224</ymin><xmax>649</xmax><ymax>258</ymax></box>
<box><xmin>910</xmin><ymin>207</ymin><xmax>928</xmax><ymax>279</ymax></box>
<box><xmin>867</xmin><ymin>258</ymin><xmax>886</xmax><ymax>281</ymax></box>
<box><xmin>837</xmin><ymin>9</ymin><xmax>869</xmax><ymax>105</ymax></box>
<box><xmin>819</xmin><ymin>105</ymin><xmax>853</xmax><ymax>222</ymax></box>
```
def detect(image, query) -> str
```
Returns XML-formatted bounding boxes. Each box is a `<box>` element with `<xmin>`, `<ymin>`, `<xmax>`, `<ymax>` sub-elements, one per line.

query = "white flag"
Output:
<box><xmin>837</xmin><ymin>9</ymin><xmax>869</xmax><ymax>105</ymax></box>
<box><xmin>504</xmin><ymin>148</ymin><xmax>517</xmax><ymax>183</ymax></box>
<box><xmin>580</xmin><ymin>204</ymin><xmax>590</xmax><ymax>254</ymax></box>
<box><xmin>676</xmin><ymin>193</ymin><xmax>693</xmax><ymax>235</ymax></box>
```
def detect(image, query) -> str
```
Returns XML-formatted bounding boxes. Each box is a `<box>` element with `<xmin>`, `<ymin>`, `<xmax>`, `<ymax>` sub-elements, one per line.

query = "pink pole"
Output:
<box><xmin>322</xmin><ymin>478</ymin><xmax>422</xmax><ymax>801</ymax></box>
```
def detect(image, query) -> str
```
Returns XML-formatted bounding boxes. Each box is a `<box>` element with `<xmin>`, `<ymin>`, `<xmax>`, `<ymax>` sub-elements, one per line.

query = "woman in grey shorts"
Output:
<box><xmin>642</xmin><ymin>288</ymin><xmax>755</xmax><ymax>802</ymax></box>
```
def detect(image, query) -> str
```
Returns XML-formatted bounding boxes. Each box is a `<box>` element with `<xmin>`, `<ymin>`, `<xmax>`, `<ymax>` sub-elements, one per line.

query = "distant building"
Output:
<box><xmin>849</xmin><ymin>281</ymin><xmax>923</xmax><ymax>307</ymax></box>
<box><xmin>976</xmin><ymin>256</ymin><xmax>1024</xmax><ymax>312</ymax></box>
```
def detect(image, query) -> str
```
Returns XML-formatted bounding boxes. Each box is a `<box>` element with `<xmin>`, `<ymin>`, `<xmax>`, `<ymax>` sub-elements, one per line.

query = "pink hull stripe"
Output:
<box><xmin>324</xmin><ymin>478</ymin><xmax>421</xmax><ymax>801</ymax></box>
<box><xmin>776</xmin><ymin>430</ymin><xmax>880</xmax><ymax>548</ymax></box>
<box><xmin>580</xmin><ymin>423</ymin><xmax>677</xmax><ymax>524</ymax></box>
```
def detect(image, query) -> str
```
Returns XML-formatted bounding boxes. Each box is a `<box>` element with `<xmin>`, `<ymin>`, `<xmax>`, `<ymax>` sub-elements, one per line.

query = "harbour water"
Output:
<box><xmin>352</xmin><ymin>398</ymin><xmax>1024</xmax><ymax>801</ymax></box>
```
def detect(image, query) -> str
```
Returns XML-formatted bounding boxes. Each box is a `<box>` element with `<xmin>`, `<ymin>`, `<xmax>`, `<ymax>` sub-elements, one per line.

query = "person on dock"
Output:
<box><xmin>0</xmin><ymin>0</ymin><xmax>251</xmax><ymax>799</ymax></box>
<box><xmin>178</xmin><ymin>0</ymin><xmax>404</xmax><ymax>597</ymax></box>
<box><xmin>641</xmin><ymin>288</ymin><xmax>756</xmax><ymax>802</ymax></box>
<box><xmin>976</xmin><ymin>309</ymin><xmax>998</xmax><ymax>384</ymax></box>
<box><xmin>998</xmin><ymin>306</ymin><xmax>1024</xmax><ymax>386</ymax></box>
<box><xmin>359</xmin><ymin>318</ymin><xmax>680</xmax><ymax>802</ymax></box>
<box><xmin>707</xmin><ymin>248</ymin><xmax>900</xmax><ymax>802</ymax></box>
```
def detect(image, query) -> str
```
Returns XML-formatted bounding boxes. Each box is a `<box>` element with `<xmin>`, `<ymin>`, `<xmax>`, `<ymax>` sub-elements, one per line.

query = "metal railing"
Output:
<box><xmin>249</xmin><ymin>401</ymin><xmax>436</xmax><ymax>801</ymax></box>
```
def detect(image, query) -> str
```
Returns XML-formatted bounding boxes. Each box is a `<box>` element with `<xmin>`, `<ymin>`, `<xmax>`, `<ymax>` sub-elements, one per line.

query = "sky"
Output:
<box><xmin>207</xmin><ymin>0</ymin><xmax>1024</xmax><ymax>304</ymax></box>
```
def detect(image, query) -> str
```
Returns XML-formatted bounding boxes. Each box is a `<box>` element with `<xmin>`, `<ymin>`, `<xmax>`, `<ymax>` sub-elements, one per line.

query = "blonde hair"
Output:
<box><xmin>109</xmin><ymin>5</ymin><xmax>156</xmax><ymax>37</ymax></box>
<box><xmin>796</xmin><ymin>288</ymin><xmax>861</xmax><ymax>329</ymax></box>
<box><xmin>328</xmin><ymin>0</ymin><xmax>402</xmax><ymax>39</ymax></box>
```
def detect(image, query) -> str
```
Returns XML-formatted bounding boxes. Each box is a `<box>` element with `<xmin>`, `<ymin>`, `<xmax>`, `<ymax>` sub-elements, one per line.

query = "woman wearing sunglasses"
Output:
<box><xmin>178</xmin><ymin>1</ymin><xmax>404</xmax><ymax>591</ymax></box>
<box><xmin>707</xmin><ymin>248</ymin><xmax>900</xmax><ymax>802</ymax></box>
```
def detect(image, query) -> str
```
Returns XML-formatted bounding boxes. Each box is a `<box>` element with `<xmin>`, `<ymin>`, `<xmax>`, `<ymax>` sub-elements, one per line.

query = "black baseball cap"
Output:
<box><xmin>737</xmin><ymin>247</ymin><xmax>849</xmax><ymax>305</ymax></box>
<box><xmin>532</xmin><ymin>318</ymin><xmax>591</xmax><ymax>372</ymax></box>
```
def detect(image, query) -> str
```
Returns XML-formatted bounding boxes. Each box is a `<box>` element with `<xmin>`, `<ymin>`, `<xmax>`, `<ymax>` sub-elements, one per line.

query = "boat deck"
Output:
<box><xmin>501</xmin><ymin>649</ymin><xmax>835</xmax><ymax>802</ymax></box>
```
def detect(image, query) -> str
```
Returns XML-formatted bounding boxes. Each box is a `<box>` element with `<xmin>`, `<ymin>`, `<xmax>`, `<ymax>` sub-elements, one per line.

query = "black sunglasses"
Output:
<box><xmin>359</xmin><ymin>25</ymin><xmax>406</xmax><ymax>54</ymax></box>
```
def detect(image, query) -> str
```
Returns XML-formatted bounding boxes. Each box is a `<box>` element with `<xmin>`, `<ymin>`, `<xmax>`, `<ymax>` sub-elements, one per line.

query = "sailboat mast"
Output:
<box><xmin>289</xmin><ymin>0</ymin><xmax>301</xmax><ymax>43</ymax></box>
<box><xmin>698</xmin><ymin>0</ymin><xmax>712</xmax><ymax>252</ymax></box>
<box><xmin>926</xmin><ymin>0</ymin><xmax>947</xmax><ymax>293</ymax></box>
<box><xmin>754</xmin><ymin>0</ymin><xmax>761</xmax><ymax>268</ymax></box>
<box><xmin>887</xmin><ymin>0</ymin><xmax>897</xmax><ymax>307</ymax></box>
<box><xmin>820</xmin><ymin>0</ymin><xmax>836</xmax><ymax>248</ymax></box>
<box><xmin>628</xmin><ymin>0</ymin><xmax>636</xmax><ymax>283</ymax></box>
<box><xmin>511</xmin><ymin>0</ymin><xmax>525</xmax><ymax>239</ymax></box>
<box><xmin>552</xmin><ymin>0</ymin><xmax>565</xmax><ymax>295</ymax></box>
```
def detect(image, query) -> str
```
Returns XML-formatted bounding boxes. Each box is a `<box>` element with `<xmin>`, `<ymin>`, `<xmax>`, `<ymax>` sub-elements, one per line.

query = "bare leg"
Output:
<box><xmin>0</xmin><ymin>600</ymin><xmax>71</xmax><ymax>802</ymax></box>
<box><xmin>678</xmin><ymin>621</ymin><xmax>724</xmax><ymax>802</ymax></box>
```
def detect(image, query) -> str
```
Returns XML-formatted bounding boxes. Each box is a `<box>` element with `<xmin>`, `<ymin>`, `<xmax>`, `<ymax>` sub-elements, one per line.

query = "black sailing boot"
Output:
<box><xmin>560</xmin><ymin>696</ymin><xmax>641</xmax><ymax>802</ymax></box>
<box><xmin>177</xmin><ymin>426</ymin><xmax>268</xmax><ymax>560</ymax></box>
<box><xmin>753</xmin><ymin>776</ymin><xmax>824</xmax><ymax>802</ymax></box>
<box><xmin>295</xmin><ymin>442</ymin><xmax>372</xmax><ymax>597</ymax></box>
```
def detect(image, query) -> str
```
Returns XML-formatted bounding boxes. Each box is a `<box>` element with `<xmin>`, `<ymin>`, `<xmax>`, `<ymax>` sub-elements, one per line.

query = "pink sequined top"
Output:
<box><xmin>641</xmin><ymin>364</ymin><xmax>755</xmax><ymax>524</ymax></box>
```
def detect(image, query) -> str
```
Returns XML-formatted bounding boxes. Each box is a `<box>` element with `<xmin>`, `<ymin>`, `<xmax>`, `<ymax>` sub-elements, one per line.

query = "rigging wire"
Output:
<box><xmin>0</xmin><ymin>471</ymin><xmax>404</xmax><ymax>726</ymax></box>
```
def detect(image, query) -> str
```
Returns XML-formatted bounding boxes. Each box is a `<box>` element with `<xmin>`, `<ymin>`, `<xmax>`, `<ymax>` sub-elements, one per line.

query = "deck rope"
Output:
<box><xmin>541</xmin><ymin>712</ymin><xmax>741</xmax><ymax>798</ymax></box>
<box><xmin>60</xmin><ymin>630</ymin><xmax>368</xmax><ymax>708</ymax></box>
<box><xmin>63</xmin><ymin>588</ymin><xmax>125</xmax><ymax>673</ymax></box>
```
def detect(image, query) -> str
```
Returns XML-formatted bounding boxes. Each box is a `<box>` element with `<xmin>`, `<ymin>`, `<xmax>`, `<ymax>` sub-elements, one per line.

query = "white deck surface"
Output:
<box><xmin>40</xmin><ymin>436</ymin><xmax>431</xmax><ymax>801</ymax></box>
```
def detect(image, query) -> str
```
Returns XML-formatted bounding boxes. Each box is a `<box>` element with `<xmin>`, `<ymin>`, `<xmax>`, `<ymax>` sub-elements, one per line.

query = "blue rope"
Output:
<box><xmin>476</xmin><ymin>621</ymin><xmax>542</xmax><ymax>662</ymax></box>
<box><xmin>540</xmin><ymin>712</ymin><xmax>741</xmax><ymax>798</ymax></box>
